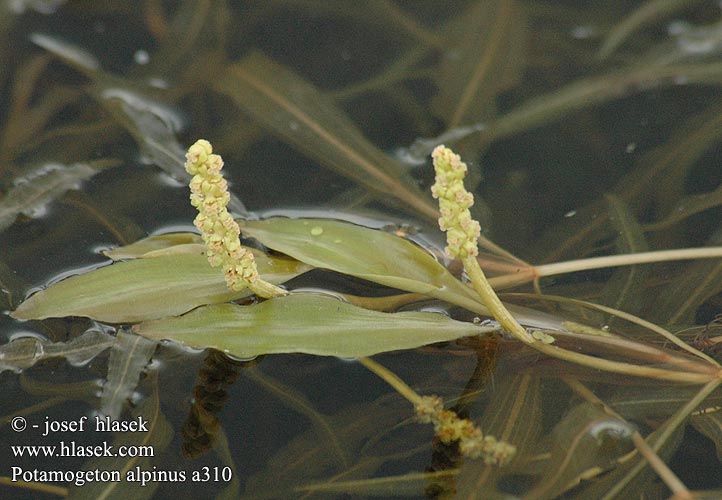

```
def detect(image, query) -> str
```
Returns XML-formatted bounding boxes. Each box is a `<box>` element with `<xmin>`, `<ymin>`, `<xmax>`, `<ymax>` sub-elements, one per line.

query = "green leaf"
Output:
<box><xmin>0</xmin><ymin>328</ymin><xmax>114</xmax><ymax>373</ymax></box>
<box><xmin>599</xmin><ymin>194</ymin><xmax>649</xmax><ymax>316</ymax></box>
<box><xmin>241</xmin><ymin>217</ymin><xmax>487</xmax><ymax>314</ymax></box>
<box><xmin>0</xmin><ymin>161</ymin><xmax>114</xmax><ymax>233</ymax></box>
<box><xmin>431</xmin><ymin>0</ymin><xmax>525</xmax><ymax>128</ymax></box>
<box><xmin>11</xmin><ymin>253</ymin><xmax>310</xmax><ymax>323</ymax></box>
<box><xmin>691</xmin><ymin>408</ymin><xmax>722</xmax><ymax>463</ymax></box>
<box><xmin>456</xmin><ymin>371</ymin><xmax>543</xmax><ymax>500</ymax></box>
<box><xmin>524</xmin><ymin>402</ymin><xmax>636</xmax><ymax>500</ymax></box>
<box><xmin>66</xmin><ymin>372</ymin><xmax>172</xmax><ymax>500</ymax></box>
<box><xmin>100</xmin><ymin>329</ymin><xmax>158</xmax><ymax>419</ymax></box>
<box><xmin>102</xmin><ymin>233</ymin><xmax>202</xmax><ymax>260</ymax></box>
<box><xmin>297</xmin><ymin>471</ymin><xmax>458</xmax><ymax>497</ymax></box>
<box><xmin>135</xmin><ymin>294</ymin><xmax>494</xmax><ymax>358</ymax></box>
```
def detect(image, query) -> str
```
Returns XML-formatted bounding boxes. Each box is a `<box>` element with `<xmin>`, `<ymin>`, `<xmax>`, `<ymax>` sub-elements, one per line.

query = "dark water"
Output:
<box><xmin>2</xmin><ymin>1</ymin><xmax>722</xmax><ymax>499</ymax></box>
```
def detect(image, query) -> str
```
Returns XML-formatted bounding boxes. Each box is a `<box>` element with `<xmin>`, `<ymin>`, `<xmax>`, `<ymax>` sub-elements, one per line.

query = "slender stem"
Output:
<box><xmin>600</xmin><ymin>378</ymin><xmax>722</xmax><ymax>500</ymax></box>
<box><xmin>488</xmin><ymin>246</ymin><xmax>722</xmax><ymax>290</ymax></box>
<box><xmin>504</xmin><ymin>292</ymin><xmax>721</xmax><ymax>367</ymax></box>
<box><xmin>463</xmin><ymin>256</ymin><xmax>535</xmax><ymax>344</ymax></box>
<box><xmin>357</xmin><ymin>357</ymin><xmax>423</xmax><ymax>406</ymax></box>
<box><xmin>631</xmin><ymin>432</ymin><xmax>690</xmax><ymax>499</ymax></box>
<box><xmin>564</xmin><ymin>377</ymin><xmax>691</xmax><ymax>499</ymax></box>
<box><xmin>536</xmin><ymin>247</ymin><xmax>722</xmax><ymax>280</ymax></box>
<box><xmin>249</xmin><ymin>280</ymin><xmax>287</xmax><ymax>299</ymax></box>
<box><xmin>463</xmin><ymin>256</ymin><xmax>720</xmax><ymax>383</ymax></box>
<box><xmin>534</xmin><ymin>342</ymin><xmax>715</xmax><ymax>383</ymax></box>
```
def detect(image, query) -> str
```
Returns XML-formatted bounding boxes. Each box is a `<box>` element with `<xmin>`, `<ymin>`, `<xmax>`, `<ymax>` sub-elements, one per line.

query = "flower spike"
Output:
<box><xmin>431</xmin><ymin>146</ymin><xmax>482</xmax><ymax>259</ymax></box>
<box><xmin>185</xmin><ymin>140</ymin><xmax>286</xmax><ymax>298</ymax></box>
<box><xmin>431</xmin><ymin>145</ymin><xmax>535</xmax><ymax>345</ymax></box>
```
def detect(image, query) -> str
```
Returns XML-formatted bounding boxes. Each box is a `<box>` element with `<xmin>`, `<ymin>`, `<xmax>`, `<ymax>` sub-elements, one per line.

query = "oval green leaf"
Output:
<box><xmin>11</xmin><ymin>253</ymin><xmax>310</xmax><ymax>323</ymax></box>
<box><xmin>241</xmin><ymin>217</ymin><xmax>487</xmax><ymax>314</ymax></box>
<box><xmin>135</xmin><ymin>293</ymin><xmax>494</xmax><ymax>358</ymax></box>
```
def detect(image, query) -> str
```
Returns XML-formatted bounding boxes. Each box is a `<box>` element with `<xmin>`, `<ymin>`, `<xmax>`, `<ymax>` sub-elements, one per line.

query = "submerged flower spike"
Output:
<box><xmin>415</xmin><ymin>395</ymin><xmax>515</xmax><ymax>466</ymax></box>
<box><xmin>431</xmin><ymin>145</ymin><xmax>482</xmax><ymax>259</ymax></box>
<box><xmin>184</xmin><ymin>140</ymin><xmax>286</xmax><ymax>298</ymax></box>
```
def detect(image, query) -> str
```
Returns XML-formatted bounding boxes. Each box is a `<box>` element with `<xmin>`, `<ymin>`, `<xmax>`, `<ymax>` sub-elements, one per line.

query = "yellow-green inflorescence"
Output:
<box><xmin>431</xmin><ymin>145</ymin><xmax>536</xmax><ymax>345</ymax></box>
<box><xmin>431</xmin><ymin>145</ymin><xmax>482</xmax><ymax>260</ymax></box>
<box><xmin>184</xmin><ymin>140</ymin><xmax>286</xmax><ymax>298</ymax></box>
<box><xmin>415</xmin><ymin>395</ymin><xmax>516</xmax><ymax>465</ymax></box>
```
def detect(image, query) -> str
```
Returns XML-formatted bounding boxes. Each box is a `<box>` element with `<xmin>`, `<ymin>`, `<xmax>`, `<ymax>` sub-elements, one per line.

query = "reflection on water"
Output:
<box><xmin>2</xmin><ymin>1</ymin><xmax>722</xmax><ymax>498</ymax></box>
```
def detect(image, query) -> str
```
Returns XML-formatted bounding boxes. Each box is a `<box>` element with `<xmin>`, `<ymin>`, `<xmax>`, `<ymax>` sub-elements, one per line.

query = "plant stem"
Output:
<box><xmin>489</xmin><ymin>246</ymin><xmax>722</xmax><ymax>289</ymax></box>
<box><xmin>357</xmin><ymin>357</ymin><xmax>423</xmax><ymax>406</ymax></box>
<box><xmin>462</xmin><ymin>256</ymin><xmax>720</xmax><ymax>383</ymax></box>
<box><xmin>463</xmin><ymin>255</ymin><xmax>535</xmax><ymax>344</ymax></box>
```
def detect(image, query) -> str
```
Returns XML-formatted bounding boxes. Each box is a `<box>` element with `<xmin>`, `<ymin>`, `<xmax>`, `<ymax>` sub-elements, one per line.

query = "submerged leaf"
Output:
<box><xmin>32</xmin><ymin>31</ymin><xmax>249</xmax><ymax>216</ymax></box>
<box><xmin>135</xmin><ymin>293</ymin><xmax>494</xmax><ymax>358</ymax></box>
<box><xmin>598</xmin><ymin>0</ymin><xmax>709</xmax><ymax>59</ymax></box>
<box><xmin>11</xmin><ymin>252</ymin><xmax>309</xmax><ymax>323</ymax></box>
<box><xmin>245</xmin><ymin>392</ymin><xmax>409</xmax><ymax>493</ymax></box>
<box><xmin>100</xmin><ymin>329</ymin><xmax>158</xmax><ymax>419</ymax></box>
<box><xmin>456</xmin><ymin>372</ymin><xmax>543</xmax><ymax>500</ymax></box>
<box><xmin>298</xmin><ymin>471</ymin><xmax>457</xmax><ymax>497</ymax></box>
<box><xmin>651</xmin><ymin>228</ymin><xmax>722</xmax><ymax>324</ymax></box>
<box><xmin>598</xmin><ymin>194</ymin><xmax>649</xmax><ymax>316</ymax></box>
<box><xmin>0</xmin><ymin>329</ymin><xmax>114</xmax><ymax>373</ymax></box>
<box><xmin>66</xmin><ymin>372</ymin><xmax>172</xmax><ymax>500</ymax></box>
<box><xmin>573</xmin><ymin>419</ymin><xmax>686</xmax><ymax>500</ymax></box>
<box><xmin>432</xmin><ymin>0</ymin><xmax>525</xmax><ymax>127</ymax></box>
<box><xmin>691</xmin><ymin>407</ymin><xmax>722</xmax><ymax>463</ymax></box>
<box><xmin>525</xmin><ymin>402</ymin><xmax>636</xmax><ymax>500</ymax></box>
<box><xmin>0</xmin><ymin>161</ymin><xmax>113</xmax><ymax>233</ymax></box>
<box><xmin>212</xmin><ymin>51</ymin><xmax>439</xmax><ymax>220</ymax></box>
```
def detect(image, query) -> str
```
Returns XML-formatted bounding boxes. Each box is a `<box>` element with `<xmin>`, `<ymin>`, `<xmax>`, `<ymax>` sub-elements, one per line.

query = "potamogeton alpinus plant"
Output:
<box><xmin>9</xmin><ymin>140</ymin><xmax>722</xmax><ymax>487</ymax></box>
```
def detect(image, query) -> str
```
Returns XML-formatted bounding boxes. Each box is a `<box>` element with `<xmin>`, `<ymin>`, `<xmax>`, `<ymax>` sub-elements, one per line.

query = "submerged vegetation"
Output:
<box><xmin>2</xmin><ymin>1</ymin><xmax>722</xmax><ymax>499</ymax></box>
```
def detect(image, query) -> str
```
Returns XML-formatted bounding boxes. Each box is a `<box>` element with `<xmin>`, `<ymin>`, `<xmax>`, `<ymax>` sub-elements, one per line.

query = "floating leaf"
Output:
<box><xmin>100</xmin><ymin>329</ymin><xmax>158</xmax><ymax>419</ymax></box>
<box><xmin>0</xmin><ymin>161</ymin><xmax>113</xmax><ymax>233</ymax></box>
<box><xmin>212</xmin><ymin>51</ymin><xmax>439</xmax><ymax>220</ymax></box>
<box><xmin>11</xmin><ymin>252</ymin><xmax>310</xmax><ymax>323</ymax></box>
<box><xmin>135</xmin><ymin>294</ymin><xmax>494</xmax><ymax>358</ymax></box>
<box><xmin>103</xmin><ymin>233</ymin><xmax>201</xmax><ymax>260</ymax></box>
<box><xmin>0</xmin><ymin>328</ymin><xmax>114</xmax><ymax>373</ymax></box>
<box><xmin>241</xmin><ymin>217</ymin><xmax>487</xmax><ymax>314</ymax></box>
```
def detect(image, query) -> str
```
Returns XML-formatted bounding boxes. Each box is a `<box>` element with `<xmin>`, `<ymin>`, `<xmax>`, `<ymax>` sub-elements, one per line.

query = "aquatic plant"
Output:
<box><xmin>5</xmin><ymin>2</ymin><xmax>722</xmax><ymax>498</ymax></box>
